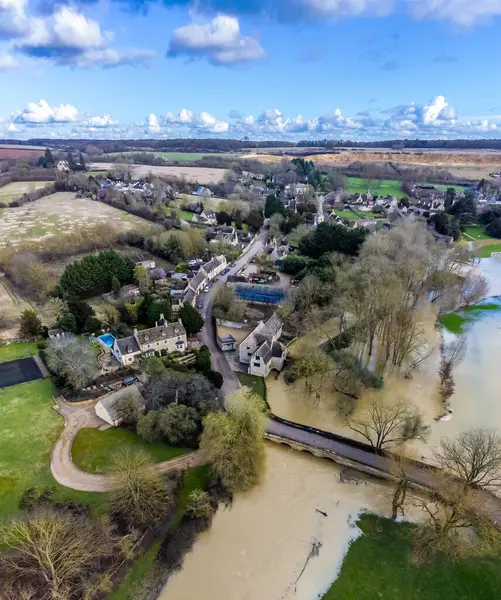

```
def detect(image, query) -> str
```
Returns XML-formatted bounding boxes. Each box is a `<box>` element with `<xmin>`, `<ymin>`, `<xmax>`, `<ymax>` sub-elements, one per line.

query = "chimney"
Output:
<box><xmin>133</xmin><ymin>328</ymin><xmax>138</xmax><ymax>339</ymax></box>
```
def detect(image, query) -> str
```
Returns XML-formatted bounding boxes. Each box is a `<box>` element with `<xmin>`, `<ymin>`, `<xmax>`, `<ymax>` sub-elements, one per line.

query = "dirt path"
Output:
<box><xmin>50</xmin><ymin>398</ymin><xmax>205</xmax><ymax>492</ymax></box>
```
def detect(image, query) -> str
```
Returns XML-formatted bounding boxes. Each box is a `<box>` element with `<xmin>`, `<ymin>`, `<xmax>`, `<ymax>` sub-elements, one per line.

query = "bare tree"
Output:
<box><xmin>0</xmin><ymin>509</ymin><xmax>126</xmax><ymax>600</ymax></box>
<box><xmin>434</xmin><ymin>429</ymin><xmax>501</xmax><ymax>489</ymax></box>
<box><xmin>459</xmin><ymin>272</ymin><xmax>489</xmax><ymax>308</ymax></box>
<box><xmin>438</xmin><ymin>335</ymin><xmax>467</xmax><ymax>408</ymax></box>
<box><xmin>45</xmin><ymin>335</ymin><xmax>98</xmax><ymax>390</ymax></box>
<box><xmin>109</xmin><ymin>447</ymin><xmax>173</xmax><ymax>529</ymax></box>
<box><xmin>346</xmin><ymin>396</ymin><xmax>430</xmax><ymax>453</ymax></box>
<box><xmin>411</xmin><ymin>481</ymin><xmax>501</xmax><ymax>564</ymax></box>
<box><xmin>289</xmin><ymin>344</ymin><xmax>333</xmax><ymax>404</ymax></box>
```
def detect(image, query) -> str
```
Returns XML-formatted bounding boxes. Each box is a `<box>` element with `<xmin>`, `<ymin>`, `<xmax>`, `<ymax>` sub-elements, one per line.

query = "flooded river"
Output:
<box><xmin>161</xmin><ymin>256</ymin><xmax>501</xmax><ymax>600</ymax></box>
<box><xmin>162</xmin><ymin>445</ymin><xmax>399</xmax><ymax>600</ymax></box>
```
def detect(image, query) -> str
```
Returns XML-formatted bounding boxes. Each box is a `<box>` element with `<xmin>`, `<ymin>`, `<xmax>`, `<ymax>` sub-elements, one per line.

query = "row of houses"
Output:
<box><xmin>169</xmin><ymin>254</ymin><xmax>228</xmax><ymax>309</ymax></box>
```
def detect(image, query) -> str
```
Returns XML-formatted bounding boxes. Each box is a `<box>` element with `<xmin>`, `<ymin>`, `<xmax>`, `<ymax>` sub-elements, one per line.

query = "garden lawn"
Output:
<box><xmin>323</xmin><ymin>514</ymin><xmax>501</xmax><ymax>600</ymax></box>
<box><xmin>344</xmin><ymin>177</ymin><xmax>405</xmax><ymax>199</ymax></box>
<box><xmin>180</xmin><ymin>210</ymin><xmax>195</xmax><ymax>222</ymax></box>
<box><xmin>425</xmin><ymin>183</ymin><xmax>466</xmax><ymax>193</ymax></box>
<box><xmin>333</xmin><ymin>209</ymin><xmax>358</xmax><ymax>221</ymax></box>
<box><xmin>72</xmin><ymin>427</ymin><xmax>191</xmax><ymax>474</ymax></box>
<box><xmin>237</xmin><ymin>372</ymin><xmax>267</xmax><ymax>401</ymax></box>
<box><xmin>462</xmin><ymin>225</ymin><xmax>494</xmax><ymax>241</ymax></box>
<box><xmin>475</xmin><ymin>243</ymin><xmax>501</xmax><ymax>258</ymax></box>
<box><xmin>0</xmin><ymin>341</ymin><xmax>39</xmax><ymax>362</ymax></box>
<box><xmin>0</xmin><ymin>380</ymin><xmax>106</xmax><ymax>518</ymax></box>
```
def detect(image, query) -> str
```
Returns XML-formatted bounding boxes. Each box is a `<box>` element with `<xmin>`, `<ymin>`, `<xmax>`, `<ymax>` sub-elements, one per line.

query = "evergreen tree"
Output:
<box><xmin>78</xmin><ymin>152</ymin><xmax>87</xmax><ymax>171</ymax></box>
<box><xmin>234</xmin><ymin>209</ymin><xmax>243</xmax><ymax>230</ymax></box>
<box><xmin>265</xmin><ymin>195</ymin><xmax>286</xmax><ymax>218</ymax></box>
<box><xmin>179</xmin><ymin>304</ymin><xmax>204</xmax><ymax>335</ymax></box>
<box><xmin>20</xmin><ymin>309</ymin><xmax>43</xmax><ymax>338</ymax></box>
<box><xmin>111</xmin><ymin>276</ymin><xmax>121</xmax><ymax>295</ymax></box>
<box><xmin>67</xmin><ymin>151</ymin><xmax>78</xmax><ymax>171</ymax></box>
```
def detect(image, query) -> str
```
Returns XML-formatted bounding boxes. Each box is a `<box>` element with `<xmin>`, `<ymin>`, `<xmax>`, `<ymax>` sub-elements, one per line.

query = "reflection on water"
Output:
<box><xmin>161</xmin><ymin>445</ymin><xmax>398</xmax><ymax>600</ymax></box>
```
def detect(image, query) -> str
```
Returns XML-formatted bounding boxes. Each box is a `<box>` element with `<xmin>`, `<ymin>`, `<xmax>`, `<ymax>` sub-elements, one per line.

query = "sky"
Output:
<box><xmin>2</xmin><ymin>0</ymin><xmax>501</xmax><ymax>141</ymax></box>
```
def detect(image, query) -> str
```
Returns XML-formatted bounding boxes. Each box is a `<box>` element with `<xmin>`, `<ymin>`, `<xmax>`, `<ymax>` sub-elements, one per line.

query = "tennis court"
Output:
<box><xmin>0</xmin><ymin>357</ymin><xmax>43</xmax><ymax>389</ymax></box>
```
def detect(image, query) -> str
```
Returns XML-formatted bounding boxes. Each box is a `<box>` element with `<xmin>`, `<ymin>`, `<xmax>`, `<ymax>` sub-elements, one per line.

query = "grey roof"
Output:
<box><xmin>218</xmin><ymin>335</ymin><xmax>236</xmax><ymax>343</ymax></box>
<box><xmin>272</xmin><ymin>341</ymin><xmax>285</xmax><ymax>358</ymax></box>
<box><xmin>203</xmin><ymin>257</ymin><xmax>222</xmax><ymax>274</ymax></box>
<box><xmin>263</xmin><ymin>314</ymin><xmax>282</xmax><ymax>337</ymax></box>
<box><xmin>184</xmin><ymin>288</ymin><xmax>196</xmax><ymax>304</ymax></box>
<box><xmin>136</xmin><ymin>321</ymin><xmax>186</xmax><ymax>346</ymax></box>
<box><xmin>98</xmin><ymin>384</ymin><xmax>143</xmax><ymax>422</ymax></box>
<box><xmin>256</xmin><ymin>340</ymin><xmax>273</xmax><ymax>363</ymax></box>
<box><xmin>190</xmin><ymin>270</ymin><xmax>206</xmax><ymax>290</ymax></box>
<box><xmin>116</xmin><ymin>336</ymin><xmax>141</xmax><ymax>355</ymax></box>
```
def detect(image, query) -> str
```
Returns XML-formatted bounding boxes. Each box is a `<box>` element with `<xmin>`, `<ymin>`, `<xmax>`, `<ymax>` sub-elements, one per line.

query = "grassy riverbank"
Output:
<box><xmin>323</xmin><ymin>514</ymin><xmax>501</xmax><ymax>600</ymax></box>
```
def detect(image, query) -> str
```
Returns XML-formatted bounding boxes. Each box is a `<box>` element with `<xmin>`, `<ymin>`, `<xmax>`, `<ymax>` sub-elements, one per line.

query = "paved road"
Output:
<box><xmin>50</xmin><ymin>399</ymin><xmax>205</xmax><ymax>492</ymax></box>
<box><xmin>199</xmin><ymin>225</ymin><xmax>268</xmax><ymax>397</ymax></box>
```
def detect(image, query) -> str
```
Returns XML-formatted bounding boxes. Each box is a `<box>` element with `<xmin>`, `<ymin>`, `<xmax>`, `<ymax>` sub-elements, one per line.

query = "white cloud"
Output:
<box><xmin>19</xmin><ymin>6</ymin><xmax>105</xmax><ymax>55</ymax></box>
<box><xmin>408</xmin><ymin>0</ymin><xmax>501</xmax><ymax>26</ymax></box>
<box><xmin>81</xmin><ymin>114</ymin><xmax>119</xmax><ymax>128</ymax></box>
<box><xmin>0</xmin><ymin>0</ymin><xmax>27</xmax><ymax>38</ymax></box>
<box><xmin>164</xmin><ymin>108</ymin><xmax>229</xmax><ymax>133</ymax></box>
<box><xmin>68</xmin><ymin>48</ymin><xmax>156</xmax><ymax>68</ymax></box>
<box><xmin>145</xmin><ymin>113</ymin><xmax>162</xmax><ymax>134</ymax></box>
<box><xmin>12</xmin><ymin>99</ymin><xmax>79</xmax><ymax>124</ymax></box>
<box><xmin>0</xmin><ymin>54</ymin><xmax>17</xmax><ymax>70</ymax></box>
<box><xmin>168</xmin><ymin>15</ymin><xmax>266</xmax><ymax>65</ymax></box>
<box><xmin>301</xmin><ymin>0</ymin><xmax>393</xmax><ymax>17</ymax></box>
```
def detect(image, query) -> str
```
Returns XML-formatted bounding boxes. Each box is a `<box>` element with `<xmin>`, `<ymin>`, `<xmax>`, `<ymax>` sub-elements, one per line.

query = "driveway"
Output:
<box><xmin>51</xmin><ymin>399</ymin><xmax>205</xmax><ymax>492</ymax></box>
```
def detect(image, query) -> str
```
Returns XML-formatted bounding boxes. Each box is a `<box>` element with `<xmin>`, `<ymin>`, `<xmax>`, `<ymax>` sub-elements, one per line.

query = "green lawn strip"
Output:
<box><xmin>333</xmin><ymin>209</ymin><xmax>359</xmax><ymax>221</ymax></box>
<box><xmin>237</xmin><ymin>372</ymin><xmax>266</xmax><ymax>401</ymax></box>
<box><xmin>231</xmin><ymin>221</ymin><xmax>249</xmax><ymax>231</ymax></box>
<box><xmin>0</xmin><ymin>342</ymin><xmax>39</xmax><ymax>362</ymax></box>
<box><xmin>440</xmin><ymin>302</ymin><xmax>501</xmax><ymax>333</ymax></box>
<box><xmin>0</xmin><ymin>380</ymin><xmax>107</xmax><ymax>519</ymax></box>
<box><xmin>425</xmin><ymin>183</ymin><xmax>465</xmax><ymax>193</ymax></box>
<box><xmin>72</xmin><ymin>428</ymin><xmax>191</xmax><ymax>474</ymax></box>
<box><xmin>475</xmin><ymin>243</ymin><xmax>501</xmax><ymax>258</ymax></box>
<box><xmin>323</xmin><ymin>514</ymin><xmax>501</xmax><ymax>600</ymax></box>
<box><xmin>106</xmin><ymin>464</ymin><xmax>212</xmax><ymax>600</ymax></box>
<box><xmin>180</xmin><ymin>210</ymin><xmax>195</xmax><ymax>222</ymax></box>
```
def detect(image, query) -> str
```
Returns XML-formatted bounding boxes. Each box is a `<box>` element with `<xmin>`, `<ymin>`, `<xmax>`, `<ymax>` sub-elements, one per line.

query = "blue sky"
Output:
<box><xmin>2</xmin><ymin>0</ymin><xmax>501</xmax><ymax>140</ymax></box>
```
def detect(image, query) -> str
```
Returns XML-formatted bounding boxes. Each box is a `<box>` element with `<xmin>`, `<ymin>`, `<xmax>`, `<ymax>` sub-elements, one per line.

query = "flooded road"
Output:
<box><xmin>162</xmin><ymin>445</ymin><xmax>399</xmax><ymax>600</ymax></box>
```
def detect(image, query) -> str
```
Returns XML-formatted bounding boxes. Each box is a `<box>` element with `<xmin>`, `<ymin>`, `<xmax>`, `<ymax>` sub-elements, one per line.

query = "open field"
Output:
<box><xmin>428</xmin><ymin>183</ymin><xmax>466</xmax><ymax>193</ymax></box>
<box><xmin>0</xmin><ymin>380</ymin><xmax>106</xmax><ymax>518</ymax></box>
<box><xmin>90</xmin><ymin>162</ymin><xmax>229</xmax><ymax>184</ymax></box>
<box><xmin>0</xmin><ymin>277</ymin><xmax>33</xmax><ymax>337</ymax></box>
<box><xmin>72</xmin><ymin>428</ymin><xmax>191</xmax><ymax>474</ymax></box>
<box><xmin>462</xmin><ymin>225</ymin><xmax>495</xmax><ymax>241</ymax></box>
<box><xmin>0</xmin><ymin>192</ymin><xmax>156</xmax><ymax>247</ymax></box>
<box><xmin>323</xmin><ymin>514</ymin><xmax>501</xmax><ymax>600</ymax></box>
<box><xmin>104</xmin><ymin>151</ymin><xmax>225</xmax><ymax>161</ymax></box>
<box><xmin>179</xmin><ymin>193</ymin><xmax>226</xmax><ymax>209</ymax></box>
<box><xmin>0</xmin><ymin>181</ymin><xmax>53</xmax><ymax>205</ymax></box>
<box><xmin>0</xmin><ymin>144</ymin><xmax>45</xmax><ymax>159</ymax></box>
<box><xmin>345</xmin><ymin>177</ymin><xmax>405</xmax><ymax>198</ymax></box>
<box><xmin>475</xmin><ymin>243</ymin><xmax>501</xmax><ymax>258</ymax></box>
<box><xmin>333</xmin><ymin>209</ymin><xmax>359</xmax><ymax>221</ymax></box>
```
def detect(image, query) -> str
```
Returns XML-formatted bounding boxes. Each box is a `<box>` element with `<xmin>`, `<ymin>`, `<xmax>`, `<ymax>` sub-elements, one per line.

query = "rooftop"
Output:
<box><xmin>135</xmin><ymin>321</ymin><xmax>186</xmax><ymax>346</ymax></box>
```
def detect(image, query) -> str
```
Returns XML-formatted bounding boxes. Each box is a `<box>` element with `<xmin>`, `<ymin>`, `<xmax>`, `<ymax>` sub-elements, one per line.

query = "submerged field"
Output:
<box><xmin>0</xmin><ymin>192</ymin><xmax>156</xmax><ymax>247</ymax></box>
<box><xmin>0</xmin><ymin>181</ymin><xmax>53</xmax><ymax>205</ymax></box>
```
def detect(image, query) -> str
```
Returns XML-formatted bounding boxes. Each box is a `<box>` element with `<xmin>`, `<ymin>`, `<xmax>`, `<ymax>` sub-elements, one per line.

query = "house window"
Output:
<box><xmin>157</xmin><ymin>342</ymin><xmax>160</xmax><ymax>346</ymax></box>
<box><xmin>253</xmin><ymin>362</ymin><xmax>261</xmax><ymax>368</ymax></box>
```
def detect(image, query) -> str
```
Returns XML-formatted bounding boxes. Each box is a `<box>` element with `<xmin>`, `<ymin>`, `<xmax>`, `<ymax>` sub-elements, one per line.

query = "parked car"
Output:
<box><xmin>123</xmin><ymin>376</ymin><xmax>136</xmax><ymax>386</ymax></box>
<box><xmin>203</xmin><ymin>285</ymin><xmax>211</xmax><ymax>293</ymax></box>
<box><xmin>197</xmin><ymin>302</ymin><xmax>203</xmax><ymax>309</ymax></box>
<box><xmin>188</xmin><ymin>259</ymin><xmax>197</xmax><ymax>266</ymax></box>
<box><xmin>221</xmin><ymin>268</ymin><xmax>229</xmax><ymax>275</ymax></box>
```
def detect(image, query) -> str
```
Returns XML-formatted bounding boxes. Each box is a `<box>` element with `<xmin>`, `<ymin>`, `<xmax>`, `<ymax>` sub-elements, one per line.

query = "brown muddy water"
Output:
<box><xmin>160</xmin><ymin>257</ymin><xmax>501</xmax><ymax>600</ymax></box>
<box><xmin>161</xmin><ymin>445</ymin><xmax>411</xmax><ymax>600</ymax></box>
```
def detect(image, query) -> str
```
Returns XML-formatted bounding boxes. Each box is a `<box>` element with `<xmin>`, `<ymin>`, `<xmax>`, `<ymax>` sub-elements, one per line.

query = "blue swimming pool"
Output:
<box><xmin>98</xmin><ymin>333</ymin><xmax>116</xmax><ymax>347</ymax></box>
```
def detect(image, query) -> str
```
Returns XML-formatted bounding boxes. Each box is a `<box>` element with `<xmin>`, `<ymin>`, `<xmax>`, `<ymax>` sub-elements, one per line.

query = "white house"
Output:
<box><xmin>239</xmin><ymin>314</ymin><xmax>287</xmax><ymax>377</ymax></box>
<box><xmin>217</xmin><ymin>335</ymin><xmax>237</xmax><ymax>352</ymax></box>
<box><xmin>94</xmin><ymin>384</ymin><xmax>144</xmax><ymax>427</ymax></box>
<box><xmin>135</xmin><ymin>260</ymin><xmax>156</xmax><ymax>270</ymax></box>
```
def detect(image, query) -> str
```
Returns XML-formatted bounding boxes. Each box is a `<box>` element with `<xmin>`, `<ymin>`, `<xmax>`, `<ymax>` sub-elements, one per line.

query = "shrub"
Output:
<box><xmin>183</xmin><ymin>490</ymin><xmax>215</xmax><ymax>520</ymax></box>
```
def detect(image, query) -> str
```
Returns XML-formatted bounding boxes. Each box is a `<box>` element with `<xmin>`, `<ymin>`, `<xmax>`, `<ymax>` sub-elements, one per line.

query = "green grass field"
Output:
<box><xmin>429</xmin><ymin>183</ymin><xmax>466</xmax><ymax>193</ymax></box>
<box><xmin>72</xmin><ymin>428</ymin><xmax>191</xmax><ymax>474</ymax></box>
<box><xmin>0</xmin><ymin>181</ymin><xmax>52</xmax><ymax>205</ymax></box>
<box><xmin>179</xmin><ymin>210</ymin><xmax>195</xmax><ymax>222</ymax></box>
<box><xmin>0</xmin><ymin>341</ymin><xmax>39</xmax><ymax>362</ymax></box>
<box><xmin>237</xmin><ymin>372</ymin><xmax>267</xmax><ymax>401</ymax></box>
<box><xmin>440</xmin><ymin>302</ymin><xmax>501</xmax><ymax>334</ymax></box>
<box><xmin>345</xmin><ymin>177</ymin><xmax>405</xmax><ymax>199</ymax></box>
<box><xmin>475</xmin><ymin>243</ymin><xmax>501</xmax><ymax>258</ymax></box>
<box><xmin>0</xmin><ymin>380</ymin><xmax>106</xmax><ymax>518</ymax></box>
<box><xmin>462</xmin><ymin>225</ymin><xmax>495</xmax><ymax>241</ymax></box>
<box><xmin>333</xmin><ymin>209</ymin><xmax>359</xmax><ymax>221</ymax></box>
<box><xmin>105</xmin><ymin>152</ymin><xmax>217</xmax><ymax>161</ymax></box>
<box><xmin>323</xmin><ymin>514</ymin><xmax>501</xmax><ymax>600</ymax></box>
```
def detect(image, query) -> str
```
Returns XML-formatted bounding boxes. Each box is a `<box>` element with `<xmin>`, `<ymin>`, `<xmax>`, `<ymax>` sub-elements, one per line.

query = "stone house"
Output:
<box><xmin>239</xmin><ymin>314</ymin><xmax>287</xmax><ymax>377</ymax></box>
